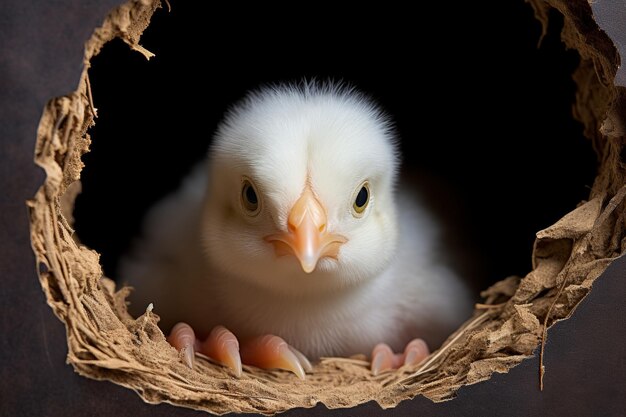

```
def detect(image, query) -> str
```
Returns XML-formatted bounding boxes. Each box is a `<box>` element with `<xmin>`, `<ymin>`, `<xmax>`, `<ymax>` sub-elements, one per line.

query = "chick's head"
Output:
<box><xmin>203</xmin><ymin>83</ymin><xmax>400</xmax><ymax>296</ymax></box>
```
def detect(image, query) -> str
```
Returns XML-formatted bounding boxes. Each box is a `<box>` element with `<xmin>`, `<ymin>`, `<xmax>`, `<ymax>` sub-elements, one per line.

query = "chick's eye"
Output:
<box><xmin>353</xmin><ymin>182</ymin><xmax>370</xmax><ymax>215</ymax></box>
<box><xmin>241</xmin><ymin>179</ymin><xmax>260</xmax><ymax>215</ymax></box>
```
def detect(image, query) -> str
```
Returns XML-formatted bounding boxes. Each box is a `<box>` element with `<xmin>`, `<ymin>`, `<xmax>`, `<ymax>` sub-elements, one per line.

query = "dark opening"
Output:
<box><xmin>73</xmin><ymin>2</ymin><xmax>596</xmax><ymax>293</ymax></box>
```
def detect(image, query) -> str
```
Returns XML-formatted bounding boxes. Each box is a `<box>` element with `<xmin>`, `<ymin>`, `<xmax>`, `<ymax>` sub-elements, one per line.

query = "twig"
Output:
<box><xmin>319</xmin><ymin>357</ymin><xmax>369</xmax><ymax>366</ymax></box>
<box><xmin>474</xmin><ymin>302</ymin><xmax>507</xmax><ymax>309</ymax></box>
<box><xmin>139</xmin><ymin>303</ymin><xmax>154</xmax><ymax>333</ymax></box>
<box><xmin>539</xmin><ymin>274</ymin><xmax>570</xmax><ymax>391</ymax></box>
<box><xmin>85</xmin><ymin>72</ymin><xmax>97</xmax><ymax>118</ymax></box>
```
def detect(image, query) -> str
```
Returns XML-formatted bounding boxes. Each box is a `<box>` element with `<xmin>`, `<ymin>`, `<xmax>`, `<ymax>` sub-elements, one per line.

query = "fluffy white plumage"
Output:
<box><xmin>121</xmin><ymin>82</ymin><xmax>473</xmax><ymax>359</ymax></box>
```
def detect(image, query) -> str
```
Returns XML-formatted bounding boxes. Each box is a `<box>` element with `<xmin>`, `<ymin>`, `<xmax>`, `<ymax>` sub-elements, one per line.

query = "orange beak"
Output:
<box><xmin>265</xmin><ymin>185</ymin><xmax>347</xmax><ymax>273</ymax></box>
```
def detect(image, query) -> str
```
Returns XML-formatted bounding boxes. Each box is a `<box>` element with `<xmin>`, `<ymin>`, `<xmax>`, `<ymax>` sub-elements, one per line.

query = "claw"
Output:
<box><xmin>182</xmin><ymin>345</ymin><xmax>195</xmax><ymax>369</ymax></box>
<box><xmin>168</xmin><ymin>322</ymin><xmax>196</xmax><ymax>369</ymax></box>
<box><xmin>371</xmin><ymin>343</ymin><xmax>394</xmax><ymax>376</ymax></box>
<box><xmin>198</xmin><ymin>326</ymin><xmax>242</xmax><ymax>377</ymax></box>
<box><xmin>221</xmin><ymin>342</ymin><xmax>243</xmax><ymax>377</ymax></box>
<box><xmin>403</xmin><ymin>338</ymin><xmax>429</xmax><ymax>366</ymax></box>
<box><xmin>289</xmin><ymin>345</ymin><xmax>313</xmax><ymax>373</ymax></box>
<box><xmin>241</xmin><ymin>335</ymin><xmax>306</xmax><ymax>380</ymax></box>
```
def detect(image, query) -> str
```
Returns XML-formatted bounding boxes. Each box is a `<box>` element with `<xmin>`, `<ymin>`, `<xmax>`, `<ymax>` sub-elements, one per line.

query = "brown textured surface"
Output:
<box><xmin>1</xmin><ymin>0</ymin><xmax>625</xmax><ymax>416</ymax></box>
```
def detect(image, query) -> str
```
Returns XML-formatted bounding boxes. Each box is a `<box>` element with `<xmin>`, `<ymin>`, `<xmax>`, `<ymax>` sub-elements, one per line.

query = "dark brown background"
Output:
<box><xmin>1</xmin><ymin>1</ymin><xmax>624</xmax><ymax>416</ymax></box>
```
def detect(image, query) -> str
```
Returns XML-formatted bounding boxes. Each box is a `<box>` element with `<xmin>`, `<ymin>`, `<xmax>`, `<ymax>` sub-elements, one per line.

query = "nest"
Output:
<box><xmin>28</xmin><ymin>0</ymin><xmax>626</xmax><ymax>414</ymax></box>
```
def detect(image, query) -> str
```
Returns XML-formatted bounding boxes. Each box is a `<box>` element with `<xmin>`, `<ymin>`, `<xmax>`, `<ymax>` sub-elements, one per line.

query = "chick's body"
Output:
<box><xmin>122</xmin><ymin>84</ymin><xmax>473</xmax><ymax>360</ymax></box>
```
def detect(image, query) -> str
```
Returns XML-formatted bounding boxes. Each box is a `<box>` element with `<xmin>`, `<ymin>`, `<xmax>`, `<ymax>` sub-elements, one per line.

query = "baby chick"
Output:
<box><xmin>121</xmin><ymin>82</ymin><xmax>473</xmax><ymax>378</ymax></box>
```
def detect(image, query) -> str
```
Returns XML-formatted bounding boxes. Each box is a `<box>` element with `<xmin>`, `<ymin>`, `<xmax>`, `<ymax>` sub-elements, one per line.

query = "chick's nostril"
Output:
<box><xmin>319</xmin><ymin>223</ymin><xmax>326</xmax><ymax>233</ymax></box>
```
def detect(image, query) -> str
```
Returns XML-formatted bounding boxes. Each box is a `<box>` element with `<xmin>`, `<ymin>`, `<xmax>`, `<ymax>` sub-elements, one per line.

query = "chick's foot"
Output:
<box><xmin>370</xmin><ymin>338</ymin><xmax>429</xmax><ymax>376</ymax></box>
<box><xmin>167</xmin><ymin>322</ymin><xmax>311</xmax><ymax>379</ymax></box>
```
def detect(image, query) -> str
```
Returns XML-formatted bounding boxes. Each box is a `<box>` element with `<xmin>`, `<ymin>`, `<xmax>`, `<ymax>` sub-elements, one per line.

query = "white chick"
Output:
<box><xmin>121</xmin><ymin>82</ymin><xmax>473</xmax><ymax>379</ymax></box>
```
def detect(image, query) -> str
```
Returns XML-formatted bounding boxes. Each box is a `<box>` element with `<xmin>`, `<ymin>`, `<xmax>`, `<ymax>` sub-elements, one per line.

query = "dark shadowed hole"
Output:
<box><xmin>73</xmin><ymin>3</ymin><xmax>596</xmax><ymax>296</ymax></box>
